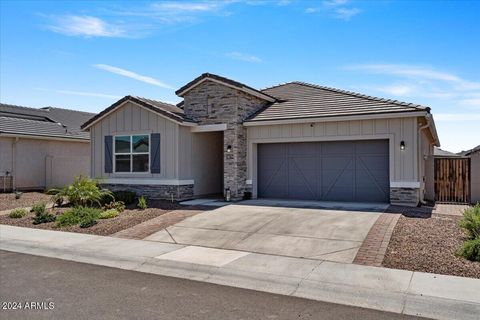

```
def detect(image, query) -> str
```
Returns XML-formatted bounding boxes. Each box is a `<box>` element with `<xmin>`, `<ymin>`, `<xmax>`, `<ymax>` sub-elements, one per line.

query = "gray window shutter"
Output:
<box><xmin>105</xmin><ymin>135</ymin><xmax>113</xmax><ymax>173</ymax></box>
<box><xmin>150</xmin><ymin>133</ymin><xmax>161</xmax><ymax>173</ymax></box>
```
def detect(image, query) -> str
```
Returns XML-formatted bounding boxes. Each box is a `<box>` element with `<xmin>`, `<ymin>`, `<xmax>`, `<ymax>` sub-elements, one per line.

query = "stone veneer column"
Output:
<box><xmin>182</xmin><ymin>81</ymin><xmax>268</xmax><ymax>200</ymax></box>
<box><xmin>390</xmin><ymin>187</ymin><xmax>420</xmax><ymax>207</ymax></box>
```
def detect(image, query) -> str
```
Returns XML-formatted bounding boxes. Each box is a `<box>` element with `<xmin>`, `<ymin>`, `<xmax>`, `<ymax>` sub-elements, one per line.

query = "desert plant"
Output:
<box><xmin>99</xmin><ymin>209</ymin><xmax>119</xmax><ymax>219</ymax></box>
<box><xmin>56</xmin><ymin>207</ymin><xmax>102</xmax><ymax>227</ymax></box>
<box><xmin>103</xmin><ymin>200</ymin><xmax>125</xmax><ymax>213</ymax></box>
<box><xmin>459</xmin><ymin>204</ymin><xmax>480</xmax><ymax>240</ymax></box>
<box><xmin>31</xmin><ymin>202</ymin><xmax>46</xmax><ymax>215</ymax></box>
<box><xmin>48</xmin><ymin>176</ymin><xmax>113</xmax><ymax>207</ymax></box>
<box><xmin>112</xmin><ymin>191</ymin><xmax>136</xmax><ymax>205</ymax></box>
<box><xmin>9</xmin><ymin>208</ymin><xmax>28</xmax><ymax>218</ymax></box>
<box><xmin>137</xmin><ymin>196</ymin><xmax>147</xmax><ymax>210</ymax></box>
<box><xmin>32</xmin><ymin>211</ymin><xmax>56</xmax><ymax>225</ymax></box>
<box><xmin>56</xmin><ymin>211</ymin><xmax>81</xmax><ymax>227</ymax></box>
<box><xmin>15</xmin><ymin>192</ymin><xmax>22</xmax><ymax>199</ymax></box>
<box><xmin>457</xmin><ymin>239</ymin><xmax>480</xmax><ymax>262</ymax></box>
<box><xmin>79</xmin><ymin>216</ymin><xmax>98</xmax><ymax>228</ymax></box>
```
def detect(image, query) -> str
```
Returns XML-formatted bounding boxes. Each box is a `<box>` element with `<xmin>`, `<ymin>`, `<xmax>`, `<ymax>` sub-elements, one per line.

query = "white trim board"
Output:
<box><xmin>0</xmin><ymin>133</ymin><xmax>89</xmax><ymax>143</ymax></box>
<box><xmin>390</xmin><ymin>181</ymin><xmax>420</xmax><ymax>188</ymax></box>
<box><xmin>191</xmin><ymin>123</ymin><xmax>227</xmax><ymax>132</ymax></box>
<box><xmin>244</xmin><ymin>111</ymin><xmax>427</xmax><ymax>126</ymax></box>
<box><xmin>101</xmin><ymin>179</ymin><xmax>194</xmax><ymax>185</ymax></box>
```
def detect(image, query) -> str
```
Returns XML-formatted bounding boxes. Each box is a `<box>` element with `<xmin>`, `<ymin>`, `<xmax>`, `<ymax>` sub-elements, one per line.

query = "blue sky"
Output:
<box><xmin>1</xmin><ymin>0</ymin><xmax>479</xmax><ymax>152</ymax></box>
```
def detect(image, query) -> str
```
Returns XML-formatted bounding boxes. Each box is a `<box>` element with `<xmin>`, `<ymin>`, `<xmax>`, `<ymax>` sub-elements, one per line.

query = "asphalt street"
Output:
<box><xmin>0</xmin><ymin>250</ymin><xmax>427</xmax><ymax>320</ymax></box>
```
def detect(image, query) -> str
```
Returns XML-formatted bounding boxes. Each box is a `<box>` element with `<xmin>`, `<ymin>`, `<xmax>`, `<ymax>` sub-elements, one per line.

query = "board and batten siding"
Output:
<box><xmin>90</xmin><ymin>101</ymin><xmax>179</xmax><ymax>180</ymax></box>
<box><xmin>246</xmin><ymin>117</ymin><xmax>420</xmax><ymax>191</ymax></box>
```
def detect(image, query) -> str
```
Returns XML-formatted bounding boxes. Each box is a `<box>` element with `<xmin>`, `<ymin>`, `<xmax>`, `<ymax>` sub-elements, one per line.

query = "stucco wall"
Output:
<box><xmin>0</xmin><ymin>137</ymin><xmax>89</xmax><ymax>190</ymax></box>
<box><xmin>0</xmin><ymin>137</ymin><xmax>13</xmax><ymax>175</ymax></box>
<box><xmin>90</xmin><ymin>101</ymin><xmax>180</xmax><ymax>181</ymax></box>
<box><xmin>471</xmin><ymin>151</ymin><xmax>480</xmax><ymax>204</ymax></box>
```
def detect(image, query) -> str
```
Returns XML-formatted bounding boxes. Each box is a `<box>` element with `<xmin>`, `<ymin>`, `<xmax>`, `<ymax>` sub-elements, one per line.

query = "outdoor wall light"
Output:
<box><xmin>400</xmin><ymin>141</ymin><xmax>405</xmax><ymax>150</ymax></box>
<box><xmin>226</xmin><ymin>145</ymin><xmax>232</xmax><ymax>153</ymax></box>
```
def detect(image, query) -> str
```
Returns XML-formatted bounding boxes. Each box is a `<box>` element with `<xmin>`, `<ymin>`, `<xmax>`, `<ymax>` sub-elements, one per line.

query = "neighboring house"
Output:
<box><xmin>0</xmin><ymin>103</ymin><xmax>94</xmax><ymax>191</ymax></box>
<box><xmin>81</xmin><ymin>73</ymin><xmax>440</xmax><ymax>207</ymax></box>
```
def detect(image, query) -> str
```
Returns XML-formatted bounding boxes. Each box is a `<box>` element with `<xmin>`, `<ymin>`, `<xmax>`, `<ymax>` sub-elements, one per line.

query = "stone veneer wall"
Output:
<box><xmin>183</xmin><ymin>80</ymin><xmax>269</xmax><ymax>199</ymax></box>
<box><xmin>0</xmin><ymin>176</ymin><xmax>13</xmax><ymax>192</ymax></box>
<box><xmin>101</xmin><ymin>184</ymin><xmax>194</xmax><ymax>201</ymax></box>
<box><xmin>390</xmin><ymin>187</ymin><xmax>420</xmax><ymax>207</ymax></box>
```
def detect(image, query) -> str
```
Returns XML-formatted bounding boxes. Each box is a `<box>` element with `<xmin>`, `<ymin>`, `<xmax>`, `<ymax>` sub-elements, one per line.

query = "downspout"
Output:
<box><xmin>12</xmin><ymin>137</ymin><xmax>19</xmax><ymax>191</ymax></box>
<box><xmin>418</xmin><ymin>120</ymin><xmax>430</xmax><ymax>205</ymax></box>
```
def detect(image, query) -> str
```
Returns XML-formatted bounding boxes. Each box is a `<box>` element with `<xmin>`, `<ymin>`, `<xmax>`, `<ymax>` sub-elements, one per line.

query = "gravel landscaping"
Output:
<box><xmin>0</xmin><ymin>201</ymin><xmax>186</xmax><ymax>236</ymax></box>
<box><xmin>0</xmin><ymin>192</ymin><xmax>51</xmax><ymax>211</ymax></box>
<box><xmin>383</xmin><ymin>213</ymin><xmax>480</xmax><ymax>279</ymax></box>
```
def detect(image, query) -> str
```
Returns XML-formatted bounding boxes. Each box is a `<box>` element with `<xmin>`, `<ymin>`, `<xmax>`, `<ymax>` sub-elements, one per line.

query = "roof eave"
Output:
<box><xmin>244</xmin><ymin>110</ymin><xmax>429</xmax><ymax>126</ymax></box>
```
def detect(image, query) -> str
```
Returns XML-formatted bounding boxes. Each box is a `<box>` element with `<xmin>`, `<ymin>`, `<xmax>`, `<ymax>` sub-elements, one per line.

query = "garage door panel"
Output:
<box><xmin>258</xmin><ymin>140</ymin><xmax>389</xmax><ymax>202</ymax></box>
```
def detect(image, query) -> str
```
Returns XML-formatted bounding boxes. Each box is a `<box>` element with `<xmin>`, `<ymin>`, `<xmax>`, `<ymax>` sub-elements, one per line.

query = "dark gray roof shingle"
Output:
<box><xmin>81</xmin><ymin>95</ymin><xmax>194</xmax><ymax>130</ymax></box>
<box><xmin>0</xmin><ymin>103</ymin><xmax>94</xmax><ymax>140</ymax></box>
<box><xmin>246</xmin><ymin>82</ymin><xmax>430</xmax><ymax>122</ymax></box>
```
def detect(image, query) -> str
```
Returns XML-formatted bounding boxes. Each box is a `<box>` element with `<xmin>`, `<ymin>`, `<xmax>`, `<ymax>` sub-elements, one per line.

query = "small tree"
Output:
<box><xmin>49</xmin><ymin>176</ymin><xmax>113</xmax><ymax>207</ymax></box>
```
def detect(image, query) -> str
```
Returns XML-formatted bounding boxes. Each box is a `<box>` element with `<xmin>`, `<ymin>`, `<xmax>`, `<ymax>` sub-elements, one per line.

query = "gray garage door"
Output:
<box><xmin>258</xmin><ymin>140</ymin><xmax>389</xmax><ymax>202</ymax></box>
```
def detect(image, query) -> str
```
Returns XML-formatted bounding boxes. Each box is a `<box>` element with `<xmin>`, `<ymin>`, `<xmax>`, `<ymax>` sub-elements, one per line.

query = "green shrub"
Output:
<box><xmin>113</xmin><ymin>191</ymin><xmax>136</xmax><ymax>205</ymax></box>
<box><xmin>99</xmin><ymin>209</ymin><xmax>119</xmax><ymax>219</ymax></box>
<box><xmin>9</xmin><ymin>208</ymin><xmax>28</xmax><ymax>218</ymax></box>
<box><xmin>459</xmin><ymin>204</ymin><xmax>480</xmax><ymax>240</ymax></box>
<box><xmin>457</xmin><ymin>239</ymin><xmax>480</xmax><ymax>262</ymax></box>
<box><xmin>15</xmin><ymin>192</ymin><xmax>22</xmax><ymax>199</ymax></box>
<box><xmin>32</xmin><ymin>211</ymin><xmax>56</xmax><ymax>225</ymax></box>
<box><xmin>137</xmin><ymin>196</ymin><xmax>147</xmax><ymax>210</ymax></box>
<box><xmin>48</xmin><ymin>176</ymin><xmax>113</xmax><ymax>207</ymax></box>
<box><xmin>79</xmin><ymin>216</ymin><xmax>97</xmax><ymax>228</ymax></box>
<box><xmin>56</xmin><ymin>207</ymin><xmax>102</xmax><ymax>227</ymax></box>
<box><xmin>56</xmin><ymin>211</ymin><xmax>81</xmax><ymax>227</ymax></box>
<box><xmin>103</xmin><ymin>200</ymin><xmax>125</xmax><ymax>213</ymax></box>
<box><xmin>31</xmin><ymin>202</ymin><xmax>46</xmax><ymax>215</ymax></box>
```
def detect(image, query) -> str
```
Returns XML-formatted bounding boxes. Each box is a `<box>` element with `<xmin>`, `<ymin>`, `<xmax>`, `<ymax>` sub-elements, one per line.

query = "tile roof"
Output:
<box><xmin>0</xmin><ymin>103</ymin><xmax>94</xmax><ymax>140</ymax></box>
<box><xmin>246</xmin><ymin>82</ymin><xmax>430</xmax><ymax>122</ymax></box>
<box><xmin>434</xmin><ymin>147</ymin><xmax>461</xmax><ymax>157</ymax></box>
<box><xmin>175</xmin><ymin>73</ymin><xmax>276</xmax><ymax>102</ymax></box>
<box><xmin>81</xmin><ymin>95</ymin><xmax>194</xmax><ymax>130</ymax></box>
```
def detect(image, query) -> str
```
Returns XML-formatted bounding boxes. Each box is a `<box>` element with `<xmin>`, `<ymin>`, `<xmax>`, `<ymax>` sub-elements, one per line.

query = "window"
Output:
<box><xmin>114</xmin><ymin>135</ymin><xmax>149</xmax><ymax>173</ymax></box>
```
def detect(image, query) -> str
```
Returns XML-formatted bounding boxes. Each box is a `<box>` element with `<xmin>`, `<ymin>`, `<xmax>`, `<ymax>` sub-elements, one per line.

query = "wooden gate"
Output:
<box><xmin>434</xmin><ymin>158</ymin><xmax>470</xmax><ymax>203</ymax></box>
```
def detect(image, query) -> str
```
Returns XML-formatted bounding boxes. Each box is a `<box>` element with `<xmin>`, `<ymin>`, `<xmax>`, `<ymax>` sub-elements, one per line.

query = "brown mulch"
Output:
<box><xmin>0</xmin><ymin>192</ymin><xmax>51</xmax><ymax>211</ymax></box>
<box><xmin>0</xmin><ymin>200</ymin><xmax>189</xmax><ymax>236</ymax></box>
<box><xmin>382</xmin><ymin>213</ymin><xmax>480</xmax><ymax>279</ymax></box>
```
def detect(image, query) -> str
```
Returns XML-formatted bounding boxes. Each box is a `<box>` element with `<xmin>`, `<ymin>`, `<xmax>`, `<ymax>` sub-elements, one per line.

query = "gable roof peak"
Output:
<box><xmin>175</xmin><ymin>72</ymin><xmax>276</xmax><ymax>102</ymax></box>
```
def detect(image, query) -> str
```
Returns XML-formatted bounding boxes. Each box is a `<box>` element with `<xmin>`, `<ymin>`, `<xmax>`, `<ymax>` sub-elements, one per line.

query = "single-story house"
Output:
<box><xmin>81</xmin><ymin>73</ymin><xmax>440</xmax><ymax>207</ymax></box>
<box><xmin>0</xmin><ymin>103</ymin><xmax>94</xmax><ymax>191</ymax></box>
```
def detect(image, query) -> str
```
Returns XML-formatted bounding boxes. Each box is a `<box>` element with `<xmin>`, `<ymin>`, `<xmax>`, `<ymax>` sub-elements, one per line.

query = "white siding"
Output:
<box><xmin>90</xmin><ymin>101</ymin><xmax>180</xmax><ymax>180</ymax></box>
<box><xmin>247</xmin><ymin>117</ymin><xmax>421</xmax><ymax>189</ymax></box>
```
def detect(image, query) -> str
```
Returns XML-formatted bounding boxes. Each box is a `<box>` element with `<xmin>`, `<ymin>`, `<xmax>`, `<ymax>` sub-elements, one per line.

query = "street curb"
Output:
<box><xmin>1</xmin><ymin>225</ymin><xmax>479</xmax><ymax>320</ymax></box>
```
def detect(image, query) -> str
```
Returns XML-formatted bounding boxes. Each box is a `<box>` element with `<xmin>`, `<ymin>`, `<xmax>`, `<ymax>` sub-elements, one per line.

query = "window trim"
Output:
<box><xmin>113</xmin><ymin>134</ymin><xmax>150</xmax><ymax>174</ymax></box>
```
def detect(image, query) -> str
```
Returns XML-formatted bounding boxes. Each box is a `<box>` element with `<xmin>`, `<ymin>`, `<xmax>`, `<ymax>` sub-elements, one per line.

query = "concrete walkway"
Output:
<box><xmin>1</xmin><ymin>225</ymin><xmax>478</xmax><ymax>320</ymax></box>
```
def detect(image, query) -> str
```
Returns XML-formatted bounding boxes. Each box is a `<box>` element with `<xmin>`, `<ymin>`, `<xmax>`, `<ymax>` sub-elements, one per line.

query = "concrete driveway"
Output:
<box><xmin>145</xmin><ymin>204</ymin><xmax>382</xmax><ymax>263</ymax></box>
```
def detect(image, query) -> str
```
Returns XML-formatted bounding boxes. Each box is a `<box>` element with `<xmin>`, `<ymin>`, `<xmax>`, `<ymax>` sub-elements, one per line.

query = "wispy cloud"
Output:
<box><xmin>344</xmin><ymin>63</ymin><xmax>480</xmax><ymax>122</ymax></box>
<box><xmin>305</xmin><ymin>0</ymin><xmax>362</xmax><ymax>20</ymax></box>
<box><xmin>435</xmin><ymin>113</ymin><xmax>480</xmax><ymax>121</ymax></box>
<box><xmin>93</xmin><ymin>64</ymin><xmax>174</xmax><ymax>89</ymax></box>
<box><xmin>335</xmin><ymin>7</ymin><xmax>361</xmax><ymax>20</ymax></box>
<box><xmin>36</xmin><ymin>88</ymin><xmax>121</xmax><ymax>99</ymax></box>
<box><xmin>46</xmin><ymin>15</ymin><xmax>126</xmax><ymax>38</ymax></box>
<box><xmin>346</xmin><ymin>64</ymin><xmax>480</xmax><ymax>90</ymax></box>
<box><xmin>226</xmin><ymin>52</ymin><xmax>262</xmax><ymax>63</ymax></box>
